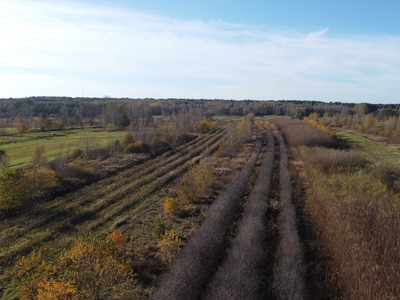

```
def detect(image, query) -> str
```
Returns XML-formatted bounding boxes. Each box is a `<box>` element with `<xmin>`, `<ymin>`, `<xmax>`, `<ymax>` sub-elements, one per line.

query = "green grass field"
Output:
<box><xmin>0</xmin><ymin>129</ymin><xmax>126</xmax><ymax>168</ymax></box>
<box><xmin>336</xmin><ymin>131</ymin><xmax>400</xmax><ymax>169</ymax></box>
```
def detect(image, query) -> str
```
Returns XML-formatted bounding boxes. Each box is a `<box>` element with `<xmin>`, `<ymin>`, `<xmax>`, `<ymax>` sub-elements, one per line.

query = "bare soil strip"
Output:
<box><xmin>272</xmin><ymin>132</ymin><xmax>306</xmax><ymax>300</ymax></box>
<box><xmin>202</xmin><ymin>129</ymin><xmax>275</xmax><ymax>300</ymax></box>
<box><xmin>151</xmin><ymin>130</ymin><xmax>263</xmax><ymax>300</ymax></box>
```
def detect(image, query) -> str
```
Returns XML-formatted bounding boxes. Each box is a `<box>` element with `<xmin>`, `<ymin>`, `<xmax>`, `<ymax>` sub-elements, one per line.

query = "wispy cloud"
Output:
<box><xmin>1</xmin><ymin>0</ymin><xmax>400</xmax><ymax>102</ymax></box>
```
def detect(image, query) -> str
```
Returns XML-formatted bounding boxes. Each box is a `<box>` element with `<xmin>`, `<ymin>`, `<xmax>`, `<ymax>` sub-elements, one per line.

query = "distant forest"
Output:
<box><xmin>0</xmin><ymin>96</ymin><xmax>399</xmax><ymax>132</ymax></box>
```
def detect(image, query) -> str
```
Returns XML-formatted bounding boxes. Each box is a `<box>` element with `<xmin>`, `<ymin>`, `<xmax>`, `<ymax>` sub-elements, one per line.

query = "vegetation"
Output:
<box><xmin>11</xmin><ymin>233</ymin><xmax>135</xmax><ymax>299</ymax></box>
<box><xmin>2</xmin><ymin>96</ymin><xmax>400</xmax><ymax>298</ymax></box>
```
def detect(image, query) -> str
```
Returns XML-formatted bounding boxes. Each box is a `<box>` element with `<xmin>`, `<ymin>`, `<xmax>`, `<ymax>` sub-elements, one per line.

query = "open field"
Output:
<box><xmin>0</xmin><ymin>129</ymin><xmax>126</xmax><ymax>168</ymax></box>
<box><xmin>336</xmin><ymin>130</ymin><xmax>400</xmax><ymax>169</ymax></box>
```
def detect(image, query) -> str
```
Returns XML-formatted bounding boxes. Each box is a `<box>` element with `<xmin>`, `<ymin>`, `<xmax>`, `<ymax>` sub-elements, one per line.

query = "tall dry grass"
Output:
<box><xmin>151</xmin><ymin>130</ymin><xmax>263</xmax><ymax>300</ymax></box>
<box><xmin>273</xmin><ymin>132</ymin><xmax>306</xmax><ymax>300</ymax></box>
<box><xmin>303</xmin><ymin>147</ymin><xmax>400</xmax><ymax>299</ymax></box>
<box><xmin>272</xmin><ymin>117</ymin><xmax>337</xmax><ymax>148</ymax></box>
<box><xmin>203</xmin><ymin>129</ymin><xmax>275</xmax><ymax>300</ymax></box>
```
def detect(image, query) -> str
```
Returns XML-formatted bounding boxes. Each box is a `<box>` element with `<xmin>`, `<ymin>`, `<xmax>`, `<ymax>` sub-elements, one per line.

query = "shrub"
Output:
<box><xmin>70</xmin><ymin>147</ymin><xmax>85</xmax><ymax>159</ymax></box>
<box><xmin>106</xmin><ymin>230</ymin><xmax>127</xmax><ymax>250</ymax></box>
<box><xmin>0</xmin><ymin>168</ymin><xmax>31</xmax><ymax>211</ymax></box>
<box><xmin>152</xmin><ymin>218</ymin><xmax>167</xmax><ymax>238</ymax></box>
<box><xmin>150</xmin><ymin>136</ymin><xmax>170</xmax><ymax>154</ymax></box>
<box><xmin>121</xmin><ymin>132</ymin><xmax>135</xmax><ymax>148</ymax></box>
<box><xmin>176</xmin><ymin>164</ymin><xmax>215</xmax><ymax>203</ymax></box>
<box><xmin>12</xmin><ymin>234</ymin><xmax>135</xmax><ymax>299</ymax></box>
<box><xmin>156</xmin><ymin>231</ymin><xmax>183</xmax><ymax>264</ymax></box>
<box><xmin>124</xmin><ymin>141</ymin><xmax>151</xmax><ymax>154</ymax></box>
<box><xmin>164</xmin><ymin>196</ymin><xmax>183</xmax><ymax>216</ymax></box>
<box><xmin>25</xmin><ymin>167</ymin><xmax>58</xmax><ymax>198</ymax></box>
<box><xmin>105</xmin><ymin>123</ymin><xmax>118</xmax><ymax>132</ymax></box>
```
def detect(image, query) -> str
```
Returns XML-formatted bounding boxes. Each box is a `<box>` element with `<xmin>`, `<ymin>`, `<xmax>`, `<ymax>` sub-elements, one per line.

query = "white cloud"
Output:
<box><xmin>1</xmin><ymin>0</ymin><xmax>400</xmax><ymax>102</ymax></box>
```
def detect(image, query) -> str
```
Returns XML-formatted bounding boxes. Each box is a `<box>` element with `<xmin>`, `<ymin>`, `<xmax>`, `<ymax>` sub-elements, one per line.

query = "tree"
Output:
<box><xmin>13</xmin><ymin>117</ymin><xmax>30</xmax><ymax>133</ymax></box>
<box><xmin>117</xmin><ymin>104</ymin><xmax>130</xmax><ymax>128</ymax></box>
<box><xmin>32</xmin><ymin>144</ymin><xmax>47</xmax><ymax>167</ymax></box>
<box><xmin>294</xmin><ymin>109</ymin><xmax>304</xmax><ymax>120</ymax></box>
<box><xmin>364</xmin><ymin>113</ymin><xmax>375</xmax><ymax>129</ymax></box>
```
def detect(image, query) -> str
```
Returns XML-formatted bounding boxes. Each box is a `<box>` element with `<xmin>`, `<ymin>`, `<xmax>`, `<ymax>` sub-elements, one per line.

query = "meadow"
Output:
<box><xmin>0</xmin><ymin>129</ymin><xmax>126</xmax><ymax>168</ymax></box>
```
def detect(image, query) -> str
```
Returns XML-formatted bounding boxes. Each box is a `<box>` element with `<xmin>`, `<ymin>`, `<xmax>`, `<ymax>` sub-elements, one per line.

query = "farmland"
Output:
<box><xmin>1</xmin><ymin>103</ymin><xmax>400</xmax><ymax>298</ymax></box>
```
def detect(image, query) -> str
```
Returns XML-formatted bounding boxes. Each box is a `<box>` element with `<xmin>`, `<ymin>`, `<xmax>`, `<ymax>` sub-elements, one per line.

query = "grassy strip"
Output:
<box><xmin>336</xmin><ymin>131</ymin><xmax>400</xmax><ymax>169</ymax></box>
<box><xmin>151</xmin><ymin>130</ymin><xmax>263</xmax><ymax>300</ymax></box>
<box><xmin>203</xmin><ymin>129</ymin><xmax>275</xmax><ymax>300</ymax></box>
<box><xmin>272</xmin><ymin>132</ymin><xmax>306</xmax><ymax>300</ymax></box>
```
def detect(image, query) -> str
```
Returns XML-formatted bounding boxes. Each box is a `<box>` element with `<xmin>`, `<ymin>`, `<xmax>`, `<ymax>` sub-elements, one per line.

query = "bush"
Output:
<box><xmin>176</xmin><ymin>164</ymin><xmax>215</xmax><ymax>203</ymax></box>
<box><xmin>105</xmin><ymin>123</ymin><xmax>119</xmax><ymax>132</ymax></box>
<box><xmin>12</xmin><ymin>234</ymin><xmax>135</xmax><ymax>299</ymax></box>
<box><xmin>121</xmin><ymin>132</ymin><xmax>135</xmax><ymax>148</ymax></box>
<box><xmin>70</xmin><ymin>147</ymin><xmax>85</xmax><ymax>159</ymax></box>
<box><xmin>25</xmin><ymin>167</ymin><xmax>58</xmax><ymax>198</ymax></box>
<box><xmin>123</xmin><ymin>141</ymin><xmax>151</xmax><ymax>154</ymax></box>
<box><xmin>163</xmin><ymin>197</ymin><xmax>182</xmax><ymax>216</ymax></box>
<box><xmin>0</xmin><ymin>168</ymin><xmax>31</xmax><ymax>211</ymax></box>
<box><xmin>152</xmin><ymin>218</ymin><xmax>167</xmax><ymax>238</ymax></box>
<box><xmin>155</xmin><ymin>231</ymin><xmax>183</xmax><ymax>264</ymax></box>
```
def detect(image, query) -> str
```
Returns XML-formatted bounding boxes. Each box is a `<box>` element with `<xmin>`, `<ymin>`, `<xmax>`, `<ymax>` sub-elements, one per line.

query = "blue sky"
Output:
<box><xmin>1</xmin><ymin>0</ymin><xmax>400</xmax><ymax>103</ymax></box>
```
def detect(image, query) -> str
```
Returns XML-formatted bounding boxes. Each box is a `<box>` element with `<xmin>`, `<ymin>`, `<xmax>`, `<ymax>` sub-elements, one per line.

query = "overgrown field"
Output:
<box><xmin>2</xmin><ymin>116</ymin><xmax>400</xmax><ymax>299</ymax></box>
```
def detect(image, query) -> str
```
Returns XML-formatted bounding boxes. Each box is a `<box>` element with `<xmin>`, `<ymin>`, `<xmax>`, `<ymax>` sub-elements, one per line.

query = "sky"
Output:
<box><xmin>1</xmin><ymin>0</ymin><xmax>400</xmax><ymax>103</ymax></box>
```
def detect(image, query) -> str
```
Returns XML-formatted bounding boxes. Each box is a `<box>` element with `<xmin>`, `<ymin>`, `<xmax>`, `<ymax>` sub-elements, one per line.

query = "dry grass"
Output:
<box><xmin>272</xmin><ymin>117</ymin><xmax>337</xmax><ymax>148</ymax></box>
<box><xmin>303</xmin><ymin>146</ymin><xmax>400</xmax><ymax>299</ymax></box>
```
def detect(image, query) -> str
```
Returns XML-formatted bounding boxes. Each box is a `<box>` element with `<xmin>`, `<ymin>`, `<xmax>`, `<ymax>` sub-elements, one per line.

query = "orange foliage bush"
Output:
<box><xmin>106</xmin><ymin>230</ymin><xmax>127</xmax><ymax>250</ymax></box>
